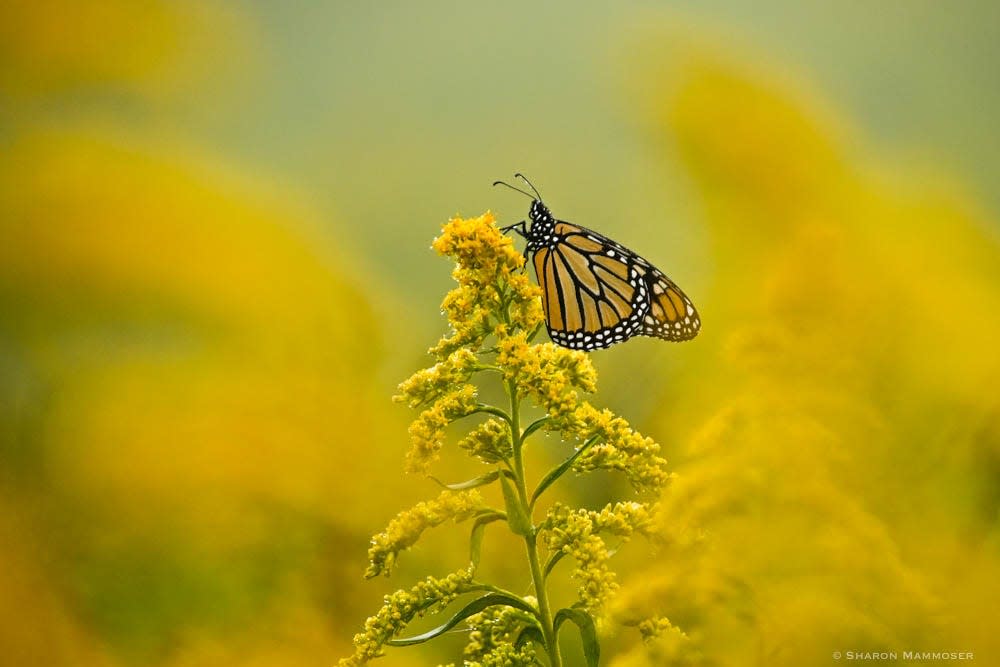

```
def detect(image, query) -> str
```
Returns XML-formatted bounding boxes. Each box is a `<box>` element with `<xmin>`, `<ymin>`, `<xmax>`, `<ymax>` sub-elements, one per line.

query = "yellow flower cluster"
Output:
<box><xmin>338</xmin><ymin>568</ymin><xmax>475</xmax><ymax>666</ymax></box>
<box><xmin>431</xmin><ymin>212</ymin><xmax>524</xmax><ymax>280</ymax></box>
<box><xmin>461</xmin><ymin>605</ymin><xmax>538</xmax><ymax>666</ymax></box>
<box><xmin>395</xmin><ymin>348</ymin><xmax>479</xmax><ymax>408</ymax></box>
<box><xmin>404</xmin><ymin>384</ymin><xmax>479</xmax><ymax>474</ymax></box>
<box><xmin>636</xmin><ymin>616</ymin><xmax>686</xmax><ymax>644</ymax></box>
<box><xmin>366</xmin><ymin>490</ymin><xmax>484</xmax><ymax>578</ymax></box>
<box><xmin>589</xmin><ymin>500</ymin><xmax>656</xmax><ymax>537</ymax></box>
<box><xmin>607</xmin><ymin>612</ymin><xmax>693</xmax><ymax>667</ymax></box>
<box><xmin>458</xmin><ymin>418</ymin><xmax>512</xmax><ymax>464</ymax></box>
<box><xmin>567</xmin><ymin>403</ymin><xmax>670</xmax><ymax>493</ymax></box>
<box><xmin>504</xmin><ymin>272</ymin><xmax>545</xmax><ymax>334</ymax></box>
<box><xmin>466</xmin><ymin>642</ymin><xmax>537</xmax><ymax>667</ymax></box>
<box><xmin>496</xmin><ymin>332</ymin><xmax>597</xmax><ymax>419</ymax></box>
<box><xmin>428</xmin><ymin>212</ymin><xmax>542</xmax><ymax>358</ymax></box>
<box><xmin>540</xmin><ymin>502</ymin><xmax>656</xmax><ymax>614</ymax></box>
<box><xmin>547</xmin><ymin>521</ymin><xmax>614</xmax><ymax>613</ymax></box>
<box><xmin>397</xmin><ymin>212</ymin><xmax>552</xmax><ymax>476</ymax></box>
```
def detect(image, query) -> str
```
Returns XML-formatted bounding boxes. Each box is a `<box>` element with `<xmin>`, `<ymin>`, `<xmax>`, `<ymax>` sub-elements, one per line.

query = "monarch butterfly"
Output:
<box><xmin>495</xmin><ymin>174</ymin><xmax>700</xmax><ymax>351</ymax></box>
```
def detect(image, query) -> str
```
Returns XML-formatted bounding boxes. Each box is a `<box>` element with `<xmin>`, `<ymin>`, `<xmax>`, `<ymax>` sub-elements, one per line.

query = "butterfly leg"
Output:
<box><xmin>499</xmin><ymin>221</ymin><xmax>530</xmax><ymax>271</ymax></box>
<box><xmin>499</xmin><ymin>220</ymin><xmax>527</xmax><ymax>236</ymax></box>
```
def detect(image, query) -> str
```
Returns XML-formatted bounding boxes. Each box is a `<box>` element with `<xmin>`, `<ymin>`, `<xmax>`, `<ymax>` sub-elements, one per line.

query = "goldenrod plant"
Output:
<box><xmin>339</xmin><ymin>213</ymin><xmax>673</xmax><ymax>666</ymax></box>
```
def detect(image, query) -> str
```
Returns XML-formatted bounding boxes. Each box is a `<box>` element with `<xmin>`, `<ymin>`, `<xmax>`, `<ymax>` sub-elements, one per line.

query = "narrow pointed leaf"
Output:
<box><xmin>388</xmin><ymin>593</ymin><xmax>537</xmax><ymax>647</ymax></box>
<box><xmin>471</xmin><ymin>403</ymin><xmax>512</xmax><ymax>424</ymax></box>
<box><xmin>521</xmin><ymin>416</ymin><xmax>551</xmax><ymax>441</ymax></box>
<box><xmin>554</xmin><ymin>608</ymin><xmax>600</xmax><ymax>666</ymax></box>
<box><xmin>431</xmin><ymin>470</ymin><xmax>500</xmax><ymax>491</ymax></box>
<box><xmin>499</xmin><ymin>471</ymin><xmax>532</xmax><ymax>536</ymax></box>
<box><xmin>470</xmin><ymin>512</ymin><xmax>505</xmax><ymax>569</ymax></box>
<box><xmin>542</xmin><ymin>551</ymin><xmax>566</xmax><ymax>580</ymax></box>
<box><xmin>530</xmin><ymin>436</ymin><xmax>601</xmax><ymax>508</ymax></box>
<box><xmin>515</xmin><ymin>625</ymin><xmax>545</xmax><ymax>649</ymax></box>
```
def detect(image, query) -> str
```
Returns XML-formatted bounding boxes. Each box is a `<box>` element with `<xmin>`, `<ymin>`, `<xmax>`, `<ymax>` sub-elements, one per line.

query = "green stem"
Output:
<box><xmin>508</xmin><ymin>379</ymin><xmax>563</xmax><ymax>667</ymax></box>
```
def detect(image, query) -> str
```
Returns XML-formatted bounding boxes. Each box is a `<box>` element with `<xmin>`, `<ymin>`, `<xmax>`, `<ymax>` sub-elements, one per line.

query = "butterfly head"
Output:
<box><xmin>529</xmin><ymin>200</ymin><xmax>553</xmax><ymax>224</ymax></box>
<box><xmin>494</xmin><ymin>174</ymin><xmax>554</xmax><ymax>242</ymax></box>
<box><xmin>494</xmin><ymin>174</ymin><xmax>550</xmax><ymax>223</ymax></box>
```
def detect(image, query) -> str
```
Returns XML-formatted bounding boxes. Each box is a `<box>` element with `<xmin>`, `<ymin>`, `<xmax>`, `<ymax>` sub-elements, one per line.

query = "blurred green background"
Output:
<box><xmin>2</xmin><ymin>2</ymin><xmax>999</xmax><ymax>666</ymax></box>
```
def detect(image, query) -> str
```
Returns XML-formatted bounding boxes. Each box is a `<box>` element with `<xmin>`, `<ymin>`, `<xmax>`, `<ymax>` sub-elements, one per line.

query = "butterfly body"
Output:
<box><xmin>501</xmin><ymin>187</ymin><xmax>700</xmax><ymax>351</ymax></box>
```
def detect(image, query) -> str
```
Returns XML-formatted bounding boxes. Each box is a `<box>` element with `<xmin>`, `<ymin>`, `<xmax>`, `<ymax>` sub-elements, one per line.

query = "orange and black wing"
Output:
<box><xmin>531</xmin><ymin>222</ymin><xmax>699</xmax><ymax>350</ymax></box>
<box><xmin>638</xmin><ymin>266</ymin><xmax>700</xmax><ymax>341</ymax></box>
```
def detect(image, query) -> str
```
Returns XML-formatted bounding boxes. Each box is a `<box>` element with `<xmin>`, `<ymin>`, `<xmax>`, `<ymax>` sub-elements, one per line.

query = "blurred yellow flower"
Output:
<box><xmin>0</xmin><ymin>0</ymin><xmax>249</xmax><ymax>98</ymax></box>
<box><xmin>0</xmin><ymin>128</ymin><xmax>388</xmax><ymax>662</ymax></box>
<box><xmin>612</xmin><ymin>36</ymin><xmax>1000</xmax><ymax>667</ymax></box>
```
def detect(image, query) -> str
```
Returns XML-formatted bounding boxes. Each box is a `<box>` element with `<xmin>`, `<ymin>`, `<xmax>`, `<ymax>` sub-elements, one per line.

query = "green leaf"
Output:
<box><xmin>499</xmin><ymin>471</ymin><xmax>532</xmax><ymax>536</ymax></box>
<box><xmin>515</xmin><ymin>625</ymin><xmax>545</xmax><ymax>649</ymax></box>
<box><xmin>554</xmin><ymin>608</ymin><xmax>600</xmax><ymax>666</ymax></box>
<box><xmin>388</xmin><ymin>593</ymin><xmax>538</xmax><ymax>647</ymax></box>
<box><xmin>469</xmin><ymin>512</ymin><xmax>505</xmax><ymax>569</ymax></box>
<box><xmin>530</xmin><ymin>435</ymin><xmax>601</xmax><ymax>509</ymax></box>
<box><xmin>430</xmin><ymin>470</ymin><xmax>500</xmax><ymax>491</ymax></box>
<box><xmin>521</xmin><ymin>416</ymin><xmax>551</xmax><ymax>441</ymax></box>
<box><xmin>542</xmin><ymin>551</ymin><xmax>566</xmax><ymax>580</ymax></box>
<box><xmin>471</xmin><ymin>403</ymin><xmax>513</xmax><ymax>425</ymax></box>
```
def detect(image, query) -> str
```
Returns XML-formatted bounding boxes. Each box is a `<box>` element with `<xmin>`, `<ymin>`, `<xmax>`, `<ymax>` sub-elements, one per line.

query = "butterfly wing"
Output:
<box><xmin>531</xmin><ymin>221</ymin><xmax>700</xmax><ymax>350</ymax></box>
<box><xmin>638</xmin><ymin>266</ymin><xmax>701</xmax><ymax>342</ymax></box>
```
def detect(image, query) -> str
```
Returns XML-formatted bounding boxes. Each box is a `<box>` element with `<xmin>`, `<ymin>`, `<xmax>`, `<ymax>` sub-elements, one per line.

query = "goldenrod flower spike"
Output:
<box><xmin>340</xmin><ymin>213</ymin><xmax>675</xmax><ymax>666</ymax></box>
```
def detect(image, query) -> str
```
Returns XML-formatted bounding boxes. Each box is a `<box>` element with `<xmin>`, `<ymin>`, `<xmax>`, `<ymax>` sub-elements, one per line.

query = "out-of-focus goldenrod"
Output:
<box><xmin>0</xmin><ymin>1</ymin><xmax>177</xmax><ymax>94</ymax></box>
<box><xmin>0</xmin><ymin>129</ymin><xmax>389</xmax><ymax>663</ymax></box>
<box><xmin>0</xmin><ymin>1</ymin><xmax>401</xmax><ymax>663</ymax></box>
<box><xmin>610</xmin><ymin>42</ymin><xmax>1000</xmax><ymax>667</ymax></box>
<box><xmin>0</xmin><ymin>0</ymin><xmax>248</xmax><ymax>99</ymax></box>
<box><xmin>340</xmin><ymin>213</ymin><xmax>672</xmax><ymax>666</ymax></box>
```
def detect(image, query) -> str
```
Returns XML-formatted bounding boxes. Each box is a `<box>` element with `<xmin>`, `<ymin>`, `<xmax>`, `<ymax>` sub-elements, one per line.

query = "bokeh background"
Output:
<box><xmin>3</xmin><ymin>2</ymin><xmax>1000</xmax><ymax>666</ymax></box>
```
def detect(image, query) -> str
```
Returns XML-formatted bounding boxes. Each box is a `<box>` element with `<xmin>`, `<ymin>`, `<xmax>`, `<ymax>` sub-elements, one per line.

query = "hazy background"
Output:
<box><xmin>2</xmin><ymin>2</ymin><xmax>999</xmax><ymax>666</ymax></box>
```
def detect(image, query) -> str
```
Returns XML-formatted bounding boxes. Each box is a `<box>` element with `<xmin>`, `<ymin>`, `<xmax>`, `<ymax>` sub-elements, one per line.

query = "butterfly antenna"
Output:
<box><xmin>514</xmin><ymin>173</ymin><xmax>543</xmax><ymax>201</ymax></box>
<box><xmin>492</xmin><ymin>180</ymin><xmax>535</xmax><ymax>199</ymax></box>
